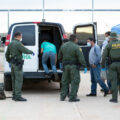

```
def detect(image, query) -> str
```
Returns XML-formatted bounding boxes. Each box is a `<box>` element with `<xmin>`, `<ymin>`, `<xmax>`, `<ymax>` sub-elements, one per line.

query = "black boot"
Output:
<box><xmin>86</xmin><ymin>93</ymin><xmax>96</xmax><ymax>96</ymax></box>
<box><xmin>109</xmin><ymin>99</ymin><xmax>118</xmax><ymax>103</ymax></box>
<box><xmin>60</xmin><ymin>97</ymin><xmax>65</xmax><ymax>101</ymax></box>
<box><xmin>14</xmin><ymin>97</ymin><xmax>27</xmax><ymax>102</ymax></box>
<box><xmin>104</xmin><ymin>91</ymin><xmax>108</xmax><ymax>97</ymax></box>
<box><xmin>69</xmin><ymin>98</ymin><xmax>80</xmax><ymax>102</ymax></box>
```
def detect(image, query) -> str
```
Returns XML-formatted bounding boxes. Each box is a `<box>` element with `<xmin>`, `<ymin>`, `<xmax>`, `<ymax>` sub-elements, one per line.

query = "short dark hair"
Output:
<box><xmin>14</xmin><ymin>32</ymin><xmax>22</xmax><ymax>38</ymax></box>
<box><xmin>69</xmin><ymin>34</ymin><xmax>76</xmax><ymax>41</ymax></box>
<box><xmin>88</xmin><ymin>37</ymin><xmax>96</xmax><ymax>43</ymax></box>
<box><xmin>105</xmin><ymin>31</ymin><xmax>111</xmax><ymax>36</ymax></box>
<box><xmin>63</xmin><ymin>39</ymin><xmax>69</xmax><ymax>43</ymax></box>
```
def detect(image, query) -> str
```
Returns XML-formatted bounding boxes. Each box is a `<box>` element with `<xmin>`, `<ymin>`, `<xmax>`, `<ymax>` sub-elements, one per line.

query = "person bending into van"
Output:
<box><xmin>86</xmin><ymin>37</ymin><xmax>109</xmax><ymax>97</ymax></box>
<box><xmin>41</xmin><ymin>39</ymin><xmax>59</xmax><ymax>81</ymax></box>
<box><xmin>5</xmin><ymin>32</ymin><xmax>34</xmax><ymax>102</ymax></box>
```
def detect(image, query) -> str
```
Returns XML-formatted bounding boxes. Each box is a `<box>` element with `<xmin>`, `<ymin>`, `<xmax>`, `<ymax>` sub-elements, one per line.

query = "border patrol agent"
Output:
<box><xmin>5</xmin><ymin>32</ymin><xmax>34</xmax><ymax>102</ymax></box>
<box><xmin>101</xmin><ymin>32</ymin><xmax>120</xmax><ymax>103</ymax></box>
<box><xmin>58</xmin><ymin>34</ymin><xmax>87</xmax><ymax>102</ymax></box>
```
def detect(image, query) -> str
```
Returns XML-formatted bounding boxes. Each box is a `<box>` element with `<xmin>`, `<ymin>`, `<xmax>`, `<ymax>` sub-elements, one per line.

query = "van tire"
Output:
<box><xmin>4</xmin><ymin>75</ymin><xmax>12</xmax><ymax>91</ymax></box>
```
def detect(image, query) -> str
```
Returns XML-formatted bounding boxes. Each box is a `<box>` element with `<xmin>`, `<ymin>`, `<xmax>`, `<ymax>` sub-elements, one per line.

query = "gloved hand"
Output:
<box><xmin>32</xmin><ymin>52</ymin><xmax>35</xmax><ymax>56</ymax></box>
<box><xmin>84</xmin><ymin>68</ymin><xmax>87</xmax><ymax>74</ymax></box>
<box><xmin>101</xmin><ymin>68</ymin><xmax>106</xmax><ymax>71</ymax></box>
<box><xmin>9</xmin><ymin>63</ymin><xmax>11</xmax><ymax>68</ymax></box>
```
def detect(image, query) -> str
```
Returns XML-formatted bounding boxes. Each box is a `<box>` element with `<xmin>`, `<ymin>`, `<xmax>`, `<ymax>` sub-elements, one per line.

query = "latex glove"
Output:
<box><xmin>84</xmin><ymin>68</ymin><xmax>87</xmax><ymax>74</ymax></box>
<box><xmin>101</xmin><ymin>68</ymin><xmax>106</xmax><ymax>71</ymax></box>
<box><xmin>32</xmin><ymin>52</ymin><xmax>35</xmax><ymax>56</ymax></box>
<box><xmin>9</xmin><ymin>63</ymin><xmax>11</xmax><ymax>68</ymax></box>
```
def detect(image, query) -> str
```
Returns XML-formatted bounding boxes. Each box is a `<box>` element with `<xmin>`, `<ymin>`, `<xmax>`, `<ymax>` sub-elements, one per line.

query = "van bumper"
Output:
<box><xmin>4</xmin><ymin>71</ymin><xmax>63</xmax><ymax>80</ymax></box>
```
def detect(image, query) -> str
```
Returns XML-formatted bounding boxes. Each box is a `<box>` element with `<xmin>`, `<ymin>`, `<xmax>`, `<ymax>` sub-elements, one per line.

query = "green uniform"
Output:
<box><xmin>5</xmin><ymin>39</ymin><xmax>33</xmax><ymax>99</ymax></box>
<box><xmin>58</xmin><ymin>41</ymin><xmax>86</xmax><ymax>100</ymax></box>
<box><xmin>101</xmin><ymin>39</ymin><xmax>120</xmax><ymax>101</ymax></box>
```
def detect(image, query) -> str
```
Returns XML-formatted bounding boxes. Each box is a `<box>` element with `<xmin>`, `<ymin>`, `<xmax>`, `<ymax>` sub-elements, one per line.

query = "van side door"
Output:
<box><xmin>73</xmin><ymin>23</ymin><xmax>97</xmax><ymax>67</ymax></box>
<box><xmin>11</xmin><ymin>24</ymin><xmax>39</xmax><ymax>72</ymax></box>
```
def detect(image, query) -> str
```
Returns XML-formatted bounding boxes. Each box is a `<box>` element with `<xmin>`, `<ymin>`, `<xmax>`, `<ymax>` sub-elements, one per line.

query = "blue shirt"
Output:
<box><xmin>41</xmin><ymin>42</ymin><xmax>56</xmax><ymax>54</ymax></box>
<box><xmin>89</xmin><ymin>45</ymin><xmax>101</xmax><ymax>65</ymax></box>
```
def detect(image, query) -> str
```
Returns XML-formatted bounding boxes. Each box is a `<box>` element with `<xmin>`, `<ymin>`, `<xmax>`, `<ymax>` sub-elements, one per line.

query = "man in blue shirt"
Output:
<box><xmin>86</xmin><ymin>38</ymin><xmax>109</xmax><ymax>97</ymax></box>
<box><xmin>41</xmin><ymin>40</ymin><xmax>59</xmax><ymax>80</ymax></box>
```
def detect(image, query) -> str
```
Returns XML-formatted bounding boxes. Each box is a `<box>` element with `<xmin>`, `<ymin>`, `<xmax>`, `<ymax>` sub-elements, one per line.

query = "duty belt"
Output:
<box><xmin>62</xmin><ymin>61</ymin><xmax>78</xmax><ymax>66</ymax></box>
<box><xmin>10</xmin><ymin>57</ymin><xmax>24</xmax><ymax>70</ymax></box>
<box><xmin>112</xmin><ymin>60</ymin><xmax>120</xmax><ymax>62</ymax></box>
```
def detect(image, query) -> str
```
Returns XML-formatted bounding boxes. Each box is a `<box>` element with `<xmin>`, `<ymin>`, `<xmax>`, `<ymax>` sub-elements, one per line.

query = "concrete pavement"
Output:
<box><xmin>0</xmin><ymin>72</ymin><xmax>120</xmax><ymax>120</ymax></box>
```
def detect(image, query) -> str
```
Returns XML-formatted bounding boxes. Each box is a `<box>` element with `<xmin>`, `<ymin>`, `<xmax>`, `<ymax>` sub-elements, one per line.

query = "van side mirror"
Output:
<box><xmin>1</xmin><ymin>37</ymin><xmax>6</xmax><ymax>44</ymax></box>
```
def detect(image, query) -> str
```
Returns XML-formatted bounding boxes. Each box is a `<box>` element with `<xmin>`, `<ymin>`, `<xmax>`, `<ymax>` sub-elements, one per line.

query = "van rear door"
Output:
<box><xmin>73</xmin><ymin>23</ymin><xmax>97</xmax><ymax>66</ymax></box>
<box><xmin>11</xmin><ymin>24</ymin><xmax>39</xmax><ymax>72</ymax></box>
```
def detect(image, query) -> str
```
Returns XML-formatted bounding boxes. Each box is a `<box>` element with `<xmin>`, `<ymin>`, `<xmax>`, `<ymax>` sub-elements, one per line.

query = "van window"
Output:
<box><xmin>12</xmin><ymin>25</ymin><xmax>35</xmax><ymax>46</ymax></box>
<box><xmin>75</xmin><ymin>25</ymin><xmax>94</xmax><ymax>45</ymax></box>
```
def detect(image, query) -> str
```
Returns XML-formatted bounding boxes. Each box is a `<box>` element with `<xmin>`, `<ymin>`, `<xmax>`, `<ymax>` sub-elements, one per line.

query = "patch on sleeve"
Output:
<box><xmin>79</xmin><ymin>48</ymin><xmax>82</xmax><ymax>52</ymax></box>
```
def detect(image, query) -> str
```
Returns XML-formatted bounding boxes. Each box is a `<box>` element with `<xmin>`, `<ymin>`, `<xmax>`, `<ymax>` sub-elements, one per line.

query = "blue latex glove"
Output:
<box><xmin>101</xmin><ymin>68</ymin><xmax>106</xmax><ymax>71</ymax></box>
<box><xmin>32</xmin><ymin>52</ymin><xmax>35</xmax><ymax>56</ymax></box>
<box><xmin>9</xmin><ymin>63</ymin><xmax>11</xmax><ymax>68</ymax></box>
<box><xmin>84</xmin><ymin>68</ymin><xmax>87</xmax><ymax>74</ymax></box>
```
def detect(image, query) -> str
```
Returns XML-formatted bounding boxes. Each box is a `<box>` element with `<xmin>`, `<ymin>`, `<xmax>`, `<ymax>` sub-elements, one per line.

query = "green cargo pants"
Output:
<box><xmin>11</xmin><ymin>64</ymin><xmax>23</xmax><ymax>99</ymax></box>
<box><xmin>61</xmin><ymin>65</ymin><xmax>80</xmax><ymax>100</ymax></box>
<box><xmin>109</xmin><ymin>63</ymin><xmax>120</xmax><ymax>100</ymax></box>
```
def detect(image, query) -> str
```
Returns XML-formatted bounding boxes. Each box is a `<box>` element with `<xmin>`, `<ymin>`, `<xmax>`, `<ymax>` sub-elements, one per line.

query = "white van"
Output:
<box><xmin>4</xmin><ymin>22</ymin><xmax>97</xmax><ymax>91</ymax></box>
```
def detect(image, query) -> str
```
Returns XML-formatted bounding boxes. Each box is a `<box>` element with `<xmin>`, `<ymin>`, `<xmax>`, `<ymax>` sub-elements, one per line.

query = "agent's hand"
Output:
<box><xmin>9</xmin><ymin>63</ymin><xmax>11</xmax><ymax>68</ymax></box>
<box><xmin>84</xmin><ymin>68</ymin><xmax>87</xmax><ymax>74</ymax></box>
<box><xmin>32</xmin><ymin>52</ymin><xmax>35</xmax><ymax>56</ymax></box>
<box><xmin>101</xmin><ymin>68</ymin><xmax>106</xmax><ymax>71</ymax></box>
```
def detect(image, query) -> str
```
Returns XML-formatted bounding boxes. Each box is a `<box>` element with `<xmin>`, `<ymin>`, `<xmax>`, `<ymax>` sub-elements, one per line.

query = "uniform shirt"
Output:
<box><xmin>101</xmin><ymin>37</ymin><xmax>109</xmax><ymax>55</ymax></box>
<box><xmin>41</xmin><ymin>42</ymin><xmax>56</xmax><ymax>54</ymax></box>
<box><xmin>101</xmin><ymin>39</ymin><xmax>120</xmax><ymax>68</ymax></box>
<box><xmin>58</xmin><ymin>41</ymin><xmax>86</xmax><ymax>68</ymax></box>
<box><xmin>5</xmin><ymin>39</ymin><xmax>33</xmax><ymax>62</ymax></box>
<box><xmin>89</xmin><ymin>45</ymin><xmax>101</xmax><ymax>65</ymax></box>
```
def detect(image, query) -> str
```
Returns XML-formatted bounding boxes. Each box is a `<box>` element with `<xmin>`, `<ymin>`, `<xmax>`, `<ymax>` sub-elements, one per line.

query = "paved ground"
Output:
<box><xmin>0</xmin><ymin>53</ymin><xmax>120</xmax><ymax>120</ymax></box>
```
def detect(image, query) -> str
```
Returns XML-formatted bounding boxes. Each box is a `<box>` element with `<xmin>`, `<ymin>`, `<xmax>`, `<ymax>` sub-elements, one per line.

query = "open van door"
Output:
<box><xmin>11</xmin><ymin>24</ymin><xmax>39</xmax><ymax>72</ymax></box>
<box><xmin>73</xmin><ymin>23</ymin><xmax>97</xmax><ymax>67</ymax></box>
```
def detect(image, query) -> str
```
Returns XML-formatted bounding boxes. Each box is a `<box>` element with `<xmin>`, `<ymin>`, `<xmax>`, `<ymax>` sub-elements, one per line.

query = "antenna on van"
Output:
<box><xmin>42</xmin><ymin>0</ymin><xmax>46</xmax><ymax>22</ymax></box>
<box><xmin>92</xmin><ymin>0</ymin><xmax>94</xmax><ymax>23</ymax></box>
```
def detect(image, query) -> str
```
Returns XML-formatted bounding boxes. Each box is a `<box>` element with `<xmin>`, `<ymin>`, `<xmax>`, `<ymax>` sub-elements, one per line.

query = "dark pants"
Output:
<box><xmin>90</xmin><ymin>64</ymin><xmax>109</xmax><ymax>94</ymax></box>
<box><xmin>61</xmin><ymin>65</ymin><xmax>80</xmax><ymax>100</ymax></box>
<box><xmin>109</xmin><ymin>63</ymin><xmax>120</xmax><ymax>100</ymax></box>
<box><xmin>11</xmin><ymin>64</ymin><xmax>23</xmax><ymax>99</ymax></box>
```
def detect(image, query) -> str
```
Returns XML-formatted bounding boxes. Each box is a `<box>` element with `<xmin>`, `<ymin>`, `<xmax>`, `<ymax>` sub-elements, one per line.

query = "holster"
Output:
<box><xmin>10</xmin><ymin>57</ymin><xmax>24</xmax><ymax>70</ymax></box>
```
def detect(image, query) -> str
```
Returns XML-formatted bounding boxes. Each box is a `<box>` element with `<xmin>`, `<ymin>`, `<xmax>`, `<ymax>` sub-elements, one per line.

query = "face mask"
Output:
<box><xmin>87</xmin><ymin>42</ymin><xmax>91</xmax><ymax>47</ymax></box>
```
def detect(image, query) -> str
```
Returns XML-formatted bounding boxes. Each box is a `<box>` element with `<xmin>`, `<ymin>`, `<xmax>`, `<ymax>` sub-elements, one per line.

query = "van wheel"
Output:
<box><xmin>4</xmin><ymin>75</ymin><xmax>12</xmax><ymax>91</ymax></box>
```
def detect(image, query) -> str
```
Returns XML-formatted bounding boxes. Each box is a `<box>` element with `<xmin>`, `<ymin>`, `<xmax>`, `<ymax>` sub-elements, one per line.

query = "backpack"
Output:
<box><xmin>0</xmin><ymin>83</ymin><xmax>6</xmax><ymax>100</ymax></box>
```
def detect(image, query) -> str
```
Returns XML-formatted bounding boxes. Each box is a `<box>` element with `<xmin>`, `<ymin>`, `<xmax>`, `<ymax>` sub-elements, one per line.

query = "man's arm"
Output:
<box><xmin>94</xmin><ymin>46</ymin><xmax>101</xmax><ymax>65</ymax></box>
<box><xmin>76</xmin><ymin>47</ymin><xmax>87</xmax><ymax>68</ymax></box>
<box><xmin>5</xmin><ymin>45</ymin><xmax>10</xmax><ymax>63</ymax></box>
<box><xmin>17</xmin><ymin>43</ymin><xmax>33</xmax><ymax>54</ymax></box>
<box><xmin>101</xmin><ymin>44</ymin><xmax>110</xmax><ymax>68</ymax></box>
